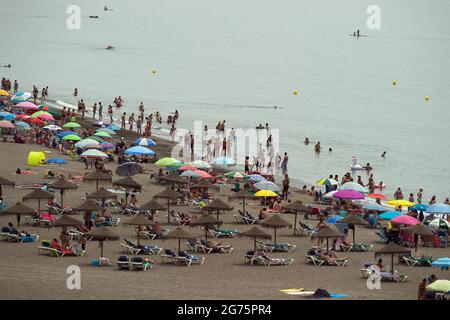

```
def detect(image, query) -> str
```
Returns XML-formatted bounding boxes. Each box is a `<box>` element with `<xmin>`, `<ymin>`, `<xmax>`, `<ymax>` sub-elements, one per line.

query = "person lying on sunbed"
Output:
<box><xmin>2</xmin><ymin>222</ymin><xmax>16</xmax><ymax>234</ymax></box>
<box><xmin>377</xmin><ymin>258</ymin><xmax>386</xmax><ymax>272</ymax></box>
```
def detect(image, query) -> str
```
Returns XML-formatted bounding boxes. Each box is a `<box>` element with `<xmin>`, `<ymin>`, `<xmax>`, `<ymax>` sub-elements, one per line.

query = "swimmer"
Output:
<box><xmin>3</xmin><ymin>64</ymin><xmax>11</xmax><ymax>68</ymax></box>
<box><xmin>364</xmin><ymin>162</ymin><xmax>373</xmax><ymax>170</ymax></box>
<box><xmin>304</xmin><ymin>138</ymin><xmax>310</xmax><ymax>145</ymax></box>
<box><xmin>328</xmin><ymin>148</ymin><xmax>332</xmax><ymax>152</ymax></box>
<box><xmin>314</xmin><ymin>141</ymin><xmax>321</xmax><ymax>152</ymax></box>
<box><xmin>381</xmin><ymin>151</ymin><xmax>386</xmax><ymax>158</ymax></box>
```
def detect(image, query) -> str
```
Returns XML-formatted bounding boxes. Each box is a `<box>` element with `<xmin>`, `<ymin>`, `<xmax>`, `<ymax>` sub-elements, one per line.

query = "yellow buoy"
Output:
<box><xmin>424</xmin><ymin>96</ymin><xmax>430</xmax><ymax>101</ymax></box>
<box><xmin>293</xmin><ymin>89</ymin><xmax>299</xmax><ymax>96</ymax></box>
<box><xmin>392</xmin><ymin>80</ymin><xmax>397</xmax><ymax>86</ymax></box>
<box><xmin>152</xmin><ymin>69</ymin><xmax>157</xmax><ymax>75</ymax></box>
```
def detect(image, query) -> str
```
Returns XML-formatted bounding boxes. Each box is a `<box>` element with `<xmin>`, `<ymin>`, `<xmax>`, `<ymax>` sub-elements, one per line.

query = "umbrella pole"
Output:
<box><xmin>167</xmin><ymin>199</ymin><xmax>170</xmax><ymax>224</ymax></box>
<box><xmin>326</xmin><ymin>238</ymin><xmax>329</xmax><ymax>254</ymax></box>
<box><xmin>294</xmin><ymin>212</ymin><xmax>297</xmax><ymax>236</ymax></box>
<box><xmin>243</xmin><ymin>198</ymin><xmax>246</xmax><ymax>215</ymax></box>
<box><xmin>254</xmin><ymin>237</ymin><xmax>256</xmax><ymax>252</ymax></box>
<box><xmin>178</xmin><ymin>238</ymin><xmax>181</xmax><ymax>254</ymax></box>
<box><xmin>100</xmin><ymin>241</ymin><xmax>104</xmax><ymax>258</ymax></box>
<box><xmin>353</xmin><ymin>227</ymin><xmax>356</xmax><ymax>244</ymax></box>
<box><xmin>96</xmin><ymin>180</ymin><xmax>99</xmax><ymax>190</ymax></box>
<box><xmin>38</xmin><ymin>199</ymin><xmax>41</xmax><ymax>214</ymax></box>
<box><xmin>60</xmin><ymin>190</ymin><xmax>64</xmax><ymax>206</ymax></box>
<box><xmin>274</xmin><ymin>228</ymin><xmax>277</xmax><ymax>245</ymax></box>
<box><xmin>137</xmin><ymin>224</ymin><xmax>141</xmax><ymax>246</ymax></box>
<box><xmin>391</xmin><ymin>253</ymin><xmax>394</xmax><ymax>274</ymax></box>
<box><xmin>17</xmin><ymin>214</ymin><xmax>20</xmax><ymax>228</ymax></box>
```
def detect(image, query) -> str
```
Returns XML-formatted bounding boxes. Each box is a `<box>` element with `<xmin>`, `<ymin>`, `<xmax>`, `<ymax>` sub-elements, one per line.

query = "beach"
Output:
<box><xmin>0</xmin><ymin>126</ymin><xmax>448</xmax><ymax>300</ymax></box>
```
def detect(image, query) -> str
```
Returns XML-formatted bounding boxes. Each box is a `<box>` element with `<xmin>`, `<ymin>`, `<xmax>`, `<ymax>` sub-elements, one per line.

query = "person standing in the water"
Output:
<box><xmin>356</xmin><ymin>29</ymin><xmax>360</xmax><ymax>37</ymax></box>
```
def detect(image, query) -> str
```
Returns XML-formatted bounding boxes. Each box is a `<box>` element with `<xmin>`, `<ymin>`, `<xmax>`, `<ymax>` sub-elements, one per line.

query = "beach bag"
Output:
<box><xmin>312</xmin><ymin>289</ymin><xmax>331</xmax><ymax>298</ymax></box>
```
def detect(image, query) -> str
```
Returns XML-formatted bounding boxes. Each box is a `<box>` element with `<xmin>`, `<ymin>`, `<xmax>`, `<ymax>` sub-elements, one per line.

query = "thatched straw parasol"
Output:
<box><xmin>259</xmin><ymin>214</ymin><xmax>291</xmax><ymax>245</ymax></box>
<box><xmin>0</xmin><ymin>176</ymin><xmax>14</xmax><ymax>198</ymax></box>
<box><xmin>53</xmin><ymin>215</ymin><xmax>82</xmax><ymax>231</ymax></box>
<box><xmin>189</xmin><ymin>214</ymin><xmax>223</xmax><ymax>241</ymax></box>
<box><xmin>124</xmin><ymin>213</ymin><xmax>153</xmax><ymax>245</ymax></box>
<box><xmin>84</xmin><ymin>170</ymin><xmax>112</xmax><ymax>190</ymax></box>
<box><xmin>404</xmin><ymin>224</ymin><xmax>434</xmax><ymax>254</ymax></box>
<box><xmin>159</xmin><ymin>173</ymin><xmax>188</xmax><ymax>185</ymax></box>
<box><xmin>336</xmin><ymin>214</ymin><xmax>369</xmax><ymax>243</ymax></box>
<box><xmin>86</xmin><ymin>226</ymin><xmax>120</xmax><ymax>258</ymax></box>
<box><xmin>86</xmin><ymin>187</ymin><xmax>117</xmax><ymax>206</ymax></box>
<box><xmin>3</xmin><ymin>202</ymin><xmax>36</xmax><ymax>227</ymax></box>
<box><xmin>112</xmin><ymin>176</ymin><xmax>142</xmax><ymax>203</ymax></box>
<box><xmin>22</xmin><ymin>188</ymin><xmax>54</xmax><ymax>214</ymax></box>
<box><xmin>282</xmin><ymin>200</ymin><xmax>312</xmax><ymax>236</ymax></box>
<box><xmin>49</xmin><ymin>179</ymin><xmax>77</xmax><ymax>205</ymax></box>
<box><xmin>164</xmin><ymin>227</ymin><xmax>197</xmax><ymax>253</ymax></box>
<box><xmin>375</xmin><ymin>242</ymin><xmax>411</xmax><ymax>274</ymax></box>
<box><xmin>204</xmin><ymin>198</ymin><xmax>233</xmax><ymax>220</ymax></box>
<box><xmin>241</xmin><ymin>226</ymin><xmax>272</xmax><ymax>251</ymax></box>
<box><xmin>310</xmin><ymin>225</ymin><xmax>344</xmax><ymax>253</ymax></box>
<box><xmin>138</xmin><ymin>198</ymin><xmax>166</xmax><ymax>221</ymax></box>
<box><xmin>228</xmin><ymin>189</ymin><xmax>255</xmax><ymax>215</ymax></box>
<box><xmin>154</xmin><ymin>188</ymin><xmax>182</xmax><ymax>224</ymax></box>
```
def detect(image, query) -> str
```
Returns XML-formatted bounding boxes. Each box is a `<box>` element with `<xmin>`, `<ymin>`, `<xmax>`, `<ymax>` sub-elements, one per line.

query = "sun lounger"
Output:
<box><xmin>1</xmin><ymin>231</ymin><xmax>38</xmax><ymax>243</ymax></box>
<box><xmin>199</xmin><ymin>239</ymin><xmax>233</xmax><ymax>254</ymax></box>
<box><xmin>256</xmin><ymin>241</ymin><xmax>296</xmax><ymax>252</ymax></box>
<box><xmin>47</xmin><ymin>204</ymin><xmax>73</xmax><ymax>216</ymax></box>
<box><xmin>122</xmin><ymin>239</ymin><xmax>162</xmax><ymax>255</ymax></box>
<box><xmin>336</xmin><ymin>240</ymin><xmax>373</xmax><ymax>252</ymax></box>
<box><xmin>178</xmin><ymin>250</ymin><xmax>205</xmax><ymax>265</ymax></box>
<box><xmin>306</xmin><ymin>254</ymin><xmax>326</xmax><ymax>266</ymax></box>
<box><xmin>206</xmin><ymin>227</ymin><xmax>240</xmax><ymax>238</ymax></box>
<box><xmin>68</xmin><ymin>229</ymin><xmax>84</xmax><ymax>241</ymax></box>
<box><xmin>361</xmin><ymin>264</ymin><xmax>408</xmax><ymax>282</ymax></box>
<box><xmin>116</xmin><ymin>255</ymin><xmax>130</xmax><ymax>270</ymax></box>
<box><xmin>161</xmin><ymin>249</ymin><xmax>192</xmax><ymax>266</ymax></box>
<box><xmin>257</xmin><ymin>255</ymin><xmax>294</xmax><ymax>266</ymax></box>
<box><xmin>234</xmin><ymin>210</ymin><xmax>258</xmax><ymax>224</ymax></box>
<box><xmin>295</xmin><ymin>222</ymin><xmax>315</xmax><ymax>237</ymax></box>
<box><xmin>129</xmin><ymin>256</ymin><xmax>153</xmax><ymax>271</ymax></box>
<box><xmin>401</xmin><ymin>255</ymin><xmax>434</xmax><ymax>267</ymax></box>
<box><xmin>306</xmin><ymin>248</ymin><xmax>347</xmax><ymax>267</ymax></box>
<box><xmin>244</xmin><ymin>251</ymin><xmax>258</xmax><ymax>265</ymax></box>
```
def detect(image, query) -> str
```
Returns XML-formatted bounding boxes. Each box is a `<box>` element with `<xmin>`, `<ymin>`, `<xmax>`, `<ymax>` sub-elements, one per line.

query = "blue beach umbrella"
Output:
<box><xmin>326</xmin><ymin>215</ymin><xmax>343</xmax><ymax>224</ymax></box>
<box><xmin>362</xmin><ymin>203</ymin><xmax>387</xmax><ymax>212</ymax></box>
<box><xmin>410</xmin><ymin>204</ymin><xmax>429</xmax><ymax>212</ymax></box>
<box><xmin>426</xmin><ymin>203</ymin><xmax>450</xmax><ymax>215</ymax></box>
<box><xmin>431</xmin><ymin>257</ymin><xmax>450</xmax><ymax>271</ymax></box>
<box><xmin>378</xmin><ymin>211</ymin><xmax>402</xmax><ymax>220</ymax></box>
<box><xmin>14</xmin><ymin>121</ymin><xmax>30</xmax><ymax>130</ymax></box>
<box><xmin>11</xmin><ymin>91</ymin><xmax>32</xmax><ymax>104</ymax></box>
<box><xmin>56</xmin><ymin>130</ymin><xmax>78</xmax><ymax>138</ymax></box>
<box><xmin>134</xmin><ymin>137</ymin><xmax>156</xmax><ymax>147</ymax></box>
<box><xmin>248</xmin><ymin>174</ymin><xmax>266</xmax><ymax>182</ymax></box>
<box><xmin>254</xmin><ymin>181</ymin><xmax>280</xmax><ymax>192</ymax></box>
<box><xmin>0</xmin><ymin>111</ymin><xmax>13</xmax><ymax>118</ymax></box>
<box><xmin>106</xmin><ymin>124</ymin><xmax>120</xmax><ymax>131</ymax></box>
<box><xmin>47</xmin><ymin>158</ymin><xmax>68</xmax><ymax>165</ymax></box>
<box><xmin>124</xmin><ymin>146</ymin><xmax>155</xmax><ymax>156</ymax></box>
<box><xmin>211</xmin><ymin>156</ymin><xmax>236</xmax><ymax>167</ymax></box>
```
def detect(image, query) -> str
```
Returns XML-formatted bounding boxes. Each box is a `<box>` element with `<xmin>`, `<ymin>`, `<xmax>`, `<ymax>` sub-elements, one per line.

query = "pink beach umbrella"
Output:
<box><xmin>333</xmin><ymin>189</ymin><xmax>365</xmax><ymax>200</ymax></box>
<box><xmin>391</xmin><ymin>215</ymin><xmax>420</xmax><ymax>226</ymax></box>
<box><xmin>179</xmin><ymin>165</ymin><xmax>197</xmax><ymax>171</ymax></box>
<box><xmin>15</xmin><ymin>101</ymin><xmax>39</xmax><ymax>110</ymax></box>
<box><xmin>37</xmin><ymin>113</ymin><xmax>55</xmax><ymax>121</ymax></box>
<box><xmin>0</xmin><ymin>120</ymin><xmax>15</xmax><ymax>129</ymax></box>
<box><xmin>195</xmin><ymin>170</ymin><xmax>212</xmax><ymax>179</ymax></box>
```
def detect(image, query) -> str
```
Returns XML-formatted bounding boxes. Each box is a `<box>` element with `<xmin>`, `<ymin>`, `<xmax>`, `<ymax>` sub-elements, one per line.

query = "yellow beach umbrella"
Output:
<box><xmin>0</xmin><ymin>89</ymin><xmax>10</xmax><ymax>96</ymax></box>
<box><xmin>385</xmin><ymin>200</ymin><xmax>415</xmax><ymax>207</ymax></box>
<box><xmin>426</xmin><ymin>280</ymin><xmax>450</xmax><ymax>293</ymax></box>
<box><xmin>316</xmin><ymin>179</ymin><xmax>326</xmax><ymax>185</ymax></box>
<box><xmin>254</xmin><ymin>190</ymin><xmax>277</xmax><ymax>197</ymax></box>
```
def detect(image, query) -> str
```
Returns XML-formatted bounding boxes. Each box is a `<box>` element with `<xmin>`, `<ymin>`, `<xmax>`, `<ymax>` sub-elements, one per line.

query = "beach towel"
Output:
<box><xmin>14</xmin><ymin>170</ymin><xmax>38</xmax><ymax>175</ymax></box>
<box><xmin>330</xmin><ymin>294</ymin><xmax>347</xmax><ymax>299</ymax></box>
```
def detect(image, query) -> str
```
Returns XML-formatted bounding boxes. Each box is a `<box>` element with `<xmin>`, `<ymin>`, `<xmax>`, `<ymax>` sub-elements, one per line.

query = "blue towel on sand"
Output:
<box><xmin>330</xmin><ymin>294</ymin><xmax>347</xmax><ymax>299</ymax></box>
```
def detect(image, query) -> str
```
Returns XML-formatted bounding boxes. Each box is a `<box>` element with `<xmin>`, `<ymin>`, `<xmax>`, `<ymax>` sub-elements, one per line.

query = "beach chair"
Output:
<box><xmin>306</xmin><ymin>255</ymin><xmax>325</xmax><ymax>266</ymax></box>
<box><xmin>116</xmin><ymin>255</ymin><xmax>130</xmax><ymax>270</ymax></box>
<box><xmin>129</xmin><ymin>256</ymin><xmax>153</xmax><ymax>271</ymax></box>
<box><xmin>25</xmin><ymin>216</ymin><xmax>41</xmax><ymax>227</ymax></box>
<box><xmin>68</xmin><ymin>229</ymin><xmax>84</xmax><ymax>241</ymax></box>
<box><xmin>122</xmin><ymin>239</ymin><xmax>162</xmax><ymax>255</ymax></box>
<box><xmin>234</xmin><ymin>210</ymin><xmax>258</xmax><ymax>225</ymax></box>
<box><xmin>256</xmin><ymin>240</ymin><xmax>296</xmax><ymax>253</ymax></box>
<box><xmin>258</xmin><ymin>255</ymin><xmax>294</xmax><ymax>266</ymax></box>
<box><xmin>361</xmin><ymin>264</ymin><xmax>408</xmax><ymax>282</ymax></box>
<box><xmin>161</xmin><ymin>249</ymin><xmax>188</xmax><ymax>266</ymax></box>
<box><xmin>199</xmin><ymin>239</ymin><xmax>233</xmax><ymax>254</ymax></box>
<box><xmin>244</xmin><ymin>250</ymin><xmax>258</xmax><ymax>265</ymax></box>
<box><xmin>138</xmin><ymin>229</ymin><xmax>158</xmax><ymax>240</ymax></box>
<box><xmin>47</xmin><ymin>204</ymin><xmax>73</xmax><ymax>216</ymax></box>
<box><xmin>121</xmin><ymin>242</ymin><xmax>141</xmax><ymax>255</ymax></box>
<box><xmin>206</xmin><ymin>226</ymin><xmax>240</xmax><ymax>238</ymax></box>
<box><xmin>375</xmin><ymin>227</ymin><xmax>388</xmax><ymax>242</ymax></box>
<box><xmin>295</xmin><ymin>222</ymin><xmax>315</xmax><ymax>237</ymax></box>
<box><xmin>178</xmin><ymin>250</ymin><xmax>205</xmax><ymax>265</ymax></box>
<box><xmin>401</xmin><ymin>255</ymin><xmax>434</xmax><ymax>267</ymax></box>
<box><xmin>37</xmin><ymin>240</ymin><xmax>77</xmax><ymax>257</ymax></box>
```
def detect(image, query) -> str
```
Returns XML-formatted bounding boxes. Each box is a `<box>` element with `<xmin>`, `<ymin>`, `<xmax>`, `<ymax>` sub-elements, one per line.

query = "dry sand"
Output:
<box><xmin>0</xmin><ymin>128</ymin><xmax>448</xmax><ymax>300</ymax></box>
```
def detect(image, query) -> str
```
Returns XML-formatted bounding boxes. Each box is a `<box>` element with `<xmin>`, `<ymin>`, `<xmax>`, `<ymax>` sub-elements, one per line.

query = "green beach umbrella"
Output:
<box><xmin>31</xmin><ymin>111</ymin><xmax>52</xmax><ymax>119</ymax></box>
<box><xmin>426</xmin><ymin>280</ymin><xmax>450</xmax><ymax>293</ymax></box>
<box><xmin>96</xmin><ymin>128</ymin><xmax>116</xmax><ymax>135</ymax></box>
<box><xmin>62</xmin><ymin>134</ymin><xmax>82</xmax><ymax>141</ymax></box>
<box><xmin>155</xmin><ymin>157</ymin><xmax>179</xmax><ymax>167</ymax></box>
<box><xmin>87</xmin><ymin>135</ymin><xmax>104</xmax><ymax>143</ymax></box>
<box><xmin>93</xmin><ymin>131</ymin><xmax>112</xmax><ymax>138</ymax></box>
<box><xmin>38</xmin><ymin>105</ymin><xmax>60</xmax><ymax>117</ymax></box>
<box><xmin>62</xmin><ymin>122</ymin><xmax>82</xmax><ymax>129</ymax></box>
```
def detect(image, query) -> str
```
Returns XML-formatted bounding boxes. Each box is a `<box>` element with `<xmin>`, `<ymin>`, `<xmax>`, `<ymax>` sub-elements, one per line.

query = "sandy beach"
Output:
<box><xmin>0</xmin><ymin>116</ymin><xmax>448</xmax><ymax>300</ymax></box>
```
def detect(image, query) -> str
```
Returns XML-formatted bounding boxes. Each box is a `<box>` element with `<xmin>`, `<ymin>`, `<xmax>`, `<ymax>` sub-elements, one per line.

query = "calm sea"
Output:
<box><xmin>1</xmin><ymin>0</ymin><xmax>449</xmax><ymax>200</ymax></box>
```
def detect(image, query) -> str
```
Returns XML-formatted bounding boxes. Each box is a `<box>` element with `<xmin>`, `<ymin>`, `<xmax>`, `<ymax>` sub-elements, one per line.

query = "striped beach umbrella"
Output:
<box><xmin>11</xmin><ymin>92</ymin><xmax>32</xmax><ymax>104</ymax></box>
<box><xmin>80</xmin><ymin>149</ymin><xmax>108</xmax><ymax>159</ymax></box>
<box><xmin>134</xmin><ymin>137</ymin><xmax>156</xmax><ymax>147</ymax></box>
<box><xmin>254</xmin><ymin>181</ymin><xmax>280</xmax><ymax>192</ymax></box>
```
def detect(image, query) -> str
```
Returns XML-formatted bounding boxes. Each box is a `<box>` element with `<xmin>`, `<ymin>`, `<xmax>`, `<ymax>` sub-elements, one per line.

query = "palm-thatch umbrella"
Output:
<box><xmin>404</xmin><ymin>224</ymin><xmax>434</xmax><ymax>254</ymax></box>
<box><xmin>86</xmin><ymin>226</ymin><xmax>120</xmax><ymax>258</ymax></box>
<box><xmin>241</xmin><ymin>226</ymin><xmax>272</xmax><ymax>251</ymax></box>
<box><xmin>3</xmin><ymin>202</ymin><xmax>35</xmax><ymax>227</ymax></box>
<box><xmin>73</xmin><ymin>199</ymin><xmax>102</xmax><ymax>226</ymax></box>
<box><xmin>113</xmin><ymin>176</ymin><xmax>142</xmax><ymax>203</ymax></box>
<box><xmin>154</xmin><ymin>188</ymin><xmax>182</xmax><ymax>223</ymax></box>
<box><xmin>204</xmin><ymin>198</ymin><xmax>233</xmax><ymax>220</ymax></box>
<box><xmin>336</xmin><ymin>214</ymin><xmax>369</xmax><ymax>243</ymax></box>
<box><xmin>310</xmin><ymin>225</ymin><xmax>344</xmax><ymax>254</ymax></box>
<box><xmin>22</xmin><ymin>188</ymin><xmax>54</xmax><ymax>214</ymax></box>
<box><xmin>139</xmin><ymin>198</ymin><xmax>166</xmax><ymax>221</ymax></box>
<box><xmin>229</xmin><ymin>189</ymin><xmax>255</xmax><ymax>215</ymax></box>
<box><xmin>164</xmin><ymin>227</ymin><xmax>197</xmax><ymax>253</ymax></box>
<box><xmin>53</xmin><ymin>215</ymin><xmax>82</xmax><ymax>231</ymax></box>
<box><xmin>189</xmin><ymin>214</ymin><xmax>223</xmax><ymax>241</ymax></box>
<box><xmin>0</xmin><ymin>176</ymin><xmax>14</xmax><ymax>198</ymax></box>
<box><xmin>49</xmin><ymin>179</ymin><xmax>77</xmax><ymax>205</ymax></box>
<box><xmin>260</xmin><ymin>214</ymin><xmax>291</xmax><ymax>245</ymax></box>
<box><xmin>375</xmin><ymin>242</ymin><xmax>411</xmax><ymax>274</ymax></box>
<box><xmin>159</xmin><ymin>173</ymin><xmax>188</xmax><ymax>186</ymax></box>
<box><xmin>86</xmin><ymin>187</ymin><xmax>117</xmax><ymax>206</ymax></box>
<box><xmin>84</xmin><ymin>170</ymin><xmax>112</xmax><ymax>190</ymax></box>
<box><xmin>282</xmin><ymin>200</ymin><xmax>312</xmax><ymax>235</ymax></box>
<box><xmin>190</xmin><ymin>180</ymin><xmax>219</xmax><ymax>190</ymax></box>
<box><xmin>124</xmin><ymin>213</ymin><xmax>153</xmax><ymax>245</ymax></box>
